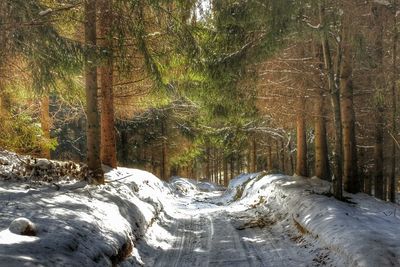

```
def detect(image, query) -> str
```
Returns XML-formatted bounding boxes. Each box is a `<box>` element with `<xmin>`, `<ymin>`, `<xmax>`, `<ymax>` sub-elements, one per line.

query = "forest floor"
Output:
<box><xmin>0</xmin><ymin>150</ymin><xmax>400</xmax><ymax>267</ymax></box>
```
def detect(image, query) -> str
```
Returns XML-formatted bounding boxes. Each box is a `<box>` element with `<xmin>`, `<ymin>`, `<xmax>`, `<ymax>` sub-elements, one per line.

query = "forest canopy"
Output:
<box><xmin>0</xmin><ymin>0</ymin><xmax>398</xmax><ymax>202</ymax></box>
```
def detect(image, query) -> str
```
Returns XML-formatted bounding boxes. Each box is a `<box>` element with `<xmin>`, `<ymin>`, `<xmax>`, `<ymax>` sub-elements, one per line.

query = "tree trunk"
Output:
<box><xmin>280</xmin><ymin>139</ymin><xmax>285</xmax><ymax>174</ymax></box>
<box><xmin>315</xmin><ymin>45</ymin><xmax>330</xmax><ymax>180</ymax></box>
<box><xmin>0</xmin><ymin>78</ymin><xmax>3</xmax><ymax>115</ymax></box>
<box><xmin>236</xmin><ymin>154</ymin><xmax>241</xmax><ymax>175</ymax></box>
<box><xmin>213</xmin><ymin>147</ymin><xmax>217</xmax><ymax>182</ymax></box>
<box><xmin>215</xmin><ymin>149</ymin><xmax>219</xmax><ymax>183</ymax></box>
<box><xmin>205</xmin><ymin>145</ymin><xmax>210</xmax><ymax>181</ymax></box>
<box><xmin>365</xmin><ymin>174</ymin><xmax>372</xmax><ymax>196</ymax></box>
<box><xmin>389</xmin><ymin>0</ymin><xmax>398</xmax><ymax>203</ymax></box>
<box><xmin>78</xmin><ymin>117</ymin><xmax>86</xmax><ymax>162</ymax></box>
<box><xmin>120</xmin><ymin>129</ymin><xmax>129</xmax><ymax>165</ymax></box>
<box><xmin>0</xmin><ymin>2</ymin><xmax>7</xmax><ymax>116</ymax></box>
<box><xmin>247</xmin><ymin>146</ymin><xmax>251</xmax><ymax>173</ymax></box>
<box><xmin>252</xmin><ymin>137</ymin><xmax>257</xmax><ymax>172</ymax></box>
<box><xmin>340</xmin><ymin>27</ymin><xmax>359</xmax><ymax>194</ymax></box>
<box><xmin>315</xmin><ymin>110</ymin><xmax>330</xmax><ymax>181</ymax></box>
<box><xmin>230</xmin><ymin>157</ymin><xmax>235</xmax><ymax>180</ymax></box>
<box><xmin>273</xmin><ymin>139</ymin><xmax>282</xmax><ymax>171</ymax></box>
<box><xmin>267</xmin><ymin>144</ymin><xmax>272</xmax><ymax>171</ymax></box>
<box><xmin>372</xmin><ymin>4</ymin><xmax>385</xmax><ymax>199</ymax></box>
<box><xmin>296</xmin><ymin>100</ymin><xmax>308</xmax><ymax>177</ymax></box>
<box><xmin>210</xmin><ymin>147</ymin><xmax>214</xmax><ymax>182</ymax></box>
<box><xmin>99</xmin><ymin>0</ymin><xmax>117</xmax><ymax>168</ymax></box>
<box><xmin>358</xmin><ymin>148</ymin><xmax>365</xmax><ymax>192</ymax></box>
<box><xmin>85</xmin><ymin>0</ymin><xmax>103</xmax><ymax>183</ymax></box>
<box><xmin>314</xmin><ymin>97</ymin><xmax>330</xmax><ymax>180</ymax></box>
<box><xmin>223</xmin><ymin>156</ymin><xmax>228</xmax><ymax>186</ymax></box>
<box><xmin>160</xmin><ymin>120</ymin><xmax>167</xmax><ymax>180</ymax></box>
<box><xmin>288</xmin><ymin>138</ymin><xmax>294</xmax><ymax>174</ymax></box>
<box><xmin>374</xmin><ymin>118</ymin><xmax>384</xmax><ymax>199</ymax></box>
<box><xmin>218</xmin><ymin>150</ymin><xmax>222</xmax><ymax>184</ymax></box>
<box><xmin>40</xmin><ymin>95</ymin><xmax>51</xmax><ymax>159</ymax></box>
<box><xmin>320</xmin><ymin>3</ymin><xmax>343</xmax><ymax>199</ymax></box>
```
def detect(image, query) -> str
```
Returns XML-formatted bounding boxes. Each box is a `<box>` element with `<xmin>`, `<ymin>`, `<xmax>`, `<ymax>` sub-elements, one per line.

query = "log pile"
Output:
<box><xmin>0</xmin><ymin>150</ymin><xmax>89</xmax><ymax>182</ymax></box>
<box><xmin>21</xmin><ymin>158</ymin><xmax>88</xmax><ymax>181</ymax></box>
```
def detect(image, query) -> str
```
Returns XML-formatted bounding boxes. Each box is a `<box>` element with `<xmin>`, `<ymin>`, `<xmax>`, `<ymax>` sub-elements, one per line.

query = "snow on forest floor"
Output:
<box><xmin>217</xmin><ymin>173</ymin><xmax>400</xmax><ymax>267</ymax></box>
<box><xmin>0</xmin><ymin>151</ymin><xmax>176</xmax><ymax>266</ymax></box>
<box><xmin>0</xmin><ymin>150</ymin><xmax>400</xmax><ymax>267</ymax></box>
<box><xmin>138</xmin><ymin>174</ymin><xmax>399</xmax><ymax>267</ymax></box>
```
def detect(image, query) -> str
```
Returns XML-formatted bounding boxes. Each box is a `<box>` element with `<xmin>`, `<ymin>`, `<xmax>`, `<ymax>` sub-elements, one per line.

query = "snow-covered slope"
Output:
<box><xmin>0</xmin><ymin>150</ymin><xmax>226</xmax><ymax>267</ymax></box>
<box><xmin>0</xmin><ymin>165</ymin><xmax>174</xmax><ymax>267</ymax></box>
<box><xmin>226</xmin><ymin>174</ymin><xmax>400</xmax><ymax>267</ymax></box>
<box><xmin>169</xmin><ymin>177</ymin><xmax>224</xmax><ymax>196</ymax></box>
<box><xmin>1</xmin><ymin>148</ymin><xmax>399</xmax><ymax>267</ymax></box>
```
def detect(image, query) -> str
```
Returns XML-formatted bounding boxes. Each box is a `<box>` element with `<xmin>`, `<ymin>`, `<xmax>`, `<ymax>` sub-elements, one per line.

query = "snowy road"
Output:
<box><xmin>138</xmin><ymin>190</ymin><xmax>340</xmax><ymax>267</ymax></box>
<box><xmin>1</xmin><ymin>163</ymin><xmax>399</xmax><ymax>267</ymax></box>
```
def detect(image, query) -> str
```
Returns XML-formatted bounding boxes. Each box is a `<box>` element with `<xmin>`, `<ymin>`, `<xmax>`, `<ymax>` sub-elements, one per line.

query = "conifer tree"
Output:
<box><xmin>99</xmin><ymin>0</ymin><xmax>117</xmax><ymax>168</ymax></box>
<box><xmin>85</xmin><ymin>0</ymin><xmax>104</xmax><ymax>183</ymax></box>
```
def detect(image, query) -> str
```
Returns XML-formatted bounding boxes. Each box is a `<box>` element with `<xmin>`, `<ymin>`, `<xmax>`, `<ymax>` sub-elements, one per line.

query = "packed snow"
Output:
<box><xmin>224</xmin><ymin>174</ymin><xmax>400</xmax><ymax>266</ymax></box>
<box><xmin>1</xmin><ymin>150</ymin><xmax>399</xmax><ymax>266</ymax></box>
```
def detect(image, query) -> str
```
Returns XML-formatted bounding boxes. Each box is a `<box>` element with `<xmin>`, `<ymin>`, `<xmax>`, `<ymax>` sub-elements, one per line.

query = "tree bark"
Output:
<box><xmin>160</xmin><ymin>120</ymin><xmax>168</xmax><ymax>180</ymax></box>
<box><xmin>314</xmin><ymin>96</ymin><xmax>330</xmax><ymax>180</ymax></box>
<box><xmin>99</xmin><ymin>0</ymin><xmax>117</xmax><ymax>168</ymax></box>
<box><xmin>296</xmin><ymin>100</ymin><xmax>308</xmax><ymax>177</ymax></box>
<box><xmin>40</xmin><ymin>95</ymin><xmax>51</xmax><ymax>159</ymax></box>
<box><xmin>374</xmin><ymin>116</ymin><xmax>384</xmax><ymax>199</ymax></box>
<box><xmin>223</xmin><ymin>156</ymin><xmax>228</xmax><ymax>186</ymax></box>
<box><xmin>0</xmin><ymin>78</ymin><xmax>4</xmax><ymax>116</ymax></box>
<box><xmin>85</xmin><ymin>0</ymin><xmax>103</xmax><ymax>183</ymax></box>
<box><xmin>288</xmin><ymin>138</ymin><xmax>294</xmax><ymax>174</ymax></box>
<box><xmin>315</xmin><ymin>45</ymin><xmax>330</xmax><ymax>180</ymax></box>
<box><xmin>275</xmin><ymin>140</ymin><xmax>280</xmax><ymax>171</ymax></box>
<box><xmin>205</xmin><ymin>145</ymin><xmax>210</xmax><ymax>181</ymax></box>
<box><xmin>120</xmin><ymin>129</ymin><xmax>129</xmax><ymax>165</ymax></box>
<box><xmin>152</xmin><ymin>147</ymin><xmax>157</xmax><ymax>176</ymax></box>
<box><xmin>230</xmin><ymin>156</ymin><xmax>235</xmax><ymax>180</ymax></box>
<box><xmin>211</xmin><ymin>147</ymin><xmax>217</xmax><ymax>183</ymax></box>
<box><xmin>280</xmin><ymin>139</ymin><xmax>285</xmax><ymax>174</ymax></box>
<box><xmin>77</xmin><ymin>117</ymin><xmax>86</xmax><ymax>162</ymax></box>
<box><xmin>340</xmin><ymin>27</ymin><xmax>359</xmax><ymax>194</ymax></box>
<box><xmin>236</xmin><ymin>154</ymin><xmax>241</xmax><ymax>175</ymax></box>
<box><xmin>267</xmin><ymin>144</ymin><xmax>273</xmax><ymax>171</ymax></box>
<box><xmin>0</xmin><ymin>1</ymin><xmax>7</xmax><ymax>115</ymax></box>
<box><xmin>389</xmin><ymin>0</ymin><xmax>398</xmax><ymax>203</ymax></box>
<box><xmin>252</xmin><ymin>137</ymin><xmax>257</xmax><ymax>172</ymax></box>
<box><xmin>372</xmin><ymin>4</ymin><xmax>385</xmax><ymax>199</ymax></box>
<box><xmin>320</xmin><ymin>3</ymin><xmax>343</xmax><ymax>199</ymax></box>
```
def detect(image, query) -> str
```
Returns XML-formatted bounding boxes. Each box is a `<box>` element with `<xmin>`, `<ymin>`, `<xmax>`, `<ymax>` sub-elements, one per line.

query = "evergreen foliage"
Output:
<box><xmin>0</xmin><ymin>0</ymin><xmax>398</xmax><ymax>200</ymax></box>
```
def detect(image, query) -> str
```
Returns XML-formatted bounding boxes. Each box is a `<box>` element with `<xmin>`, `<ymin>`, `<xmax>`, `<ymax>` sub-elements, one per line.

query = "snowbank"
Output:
<box><xmin>0</xmin><ymin>159</ymin><xmax>174</xmax><ymax>266</ymax></box>
<box><xmin>216</xmin><ymin>172</ymin><xmax>267</xmax><ymax>204</ymax></box>
<box><xmin>169</xmin><ymin>177</ymin><xmax>224</xmax><ymax>196</ymax></box>
<box><xmin>227</xmin><ymin>173</ymin><xmax>400</xmax><ymax>267</ymax></box>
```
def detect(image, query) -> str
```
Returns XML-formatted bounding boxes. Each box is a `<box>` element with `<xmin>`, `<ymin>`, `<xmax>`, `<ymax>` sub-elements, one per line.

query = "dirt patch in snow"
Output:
<box><xmin>235</xmin><ymin>217</ymin><xmax>276</xmax><ymax>230</ymax></box>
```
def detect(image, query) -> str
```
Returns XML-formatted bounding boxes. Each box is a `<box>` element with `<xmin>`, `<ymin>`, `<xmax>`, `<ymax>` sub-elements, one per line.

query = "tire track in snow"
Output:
<box><xmin>173</xmin><ymin>217</ymin><xmax>189</xmax><ymax>267</ymax></box>
<box><xmin>155</xmin><ymin>215</ymin><xmax>208</xmax><ymax>267</ymax></box>
<box><xmin>148</xmin><ymin>192</ymin><xmax>337</xmax><ymax>267</ymax></box>
<box><xmin>175</xmin><ymin>216</ymin><xmax>201</xmax><ymax>267</ymax></box>
<box><xmin>207</xmin><ymin>213</ymin><xmax>257</xmax><ymax>267</ymax></box>
<box><xmin>153</xmin><ymin>216</ymin><xmax>186</xmax><ymax>267</ymax></box>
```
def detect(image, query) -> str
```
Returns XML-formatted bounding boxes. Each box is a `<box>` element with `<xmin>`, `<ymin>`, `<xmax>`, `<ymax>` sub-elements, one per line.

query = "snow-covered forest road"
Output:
<box><xmin>1</xmin><ymin>152</ymin><xmax>399</xmax><ymax>267</ymax></box>
<box><xmin>138</xmin><ymin>183</ymin><xmax>340</xmax><ymax>267</ymax></box>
